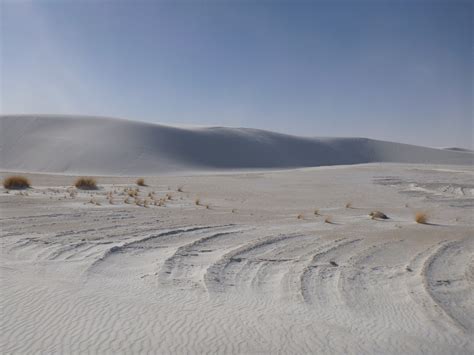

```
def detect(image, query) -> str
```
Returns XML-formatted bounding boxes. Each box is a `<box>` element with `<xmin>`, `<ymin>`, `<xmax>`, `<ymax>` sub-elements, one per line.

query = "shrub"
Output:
<box><xmin>297</xmin><ymin>214</ymin><xmax>304</xmax><ymax>220</ymax></box>
<box><xmin>3</xmin><ymin>176</ymin><xmax>30</xmax><ymax>189</ymax></box>
<box><xmin>415</xmin><ymin>212</ymin><xmax>428</xmax><ymax>224</ymax></box>
<box><xmin>324</xmin><ymin>216</ymin><xmax>333</xmax><ymax>224</ymax></box>
<box><xmin>74</xmin><ymin>177</ymin><xmax>97</xmax><ymax>190</ymax></box>
<box><xmin>345</xmin><ymin>202</ymin><xmax>352</xmax><ymax>209</ymax></box>
<box><xmin>136</xmin><ymin>178</ymin><xmax>146</xmax><ymax>186</ymax></box>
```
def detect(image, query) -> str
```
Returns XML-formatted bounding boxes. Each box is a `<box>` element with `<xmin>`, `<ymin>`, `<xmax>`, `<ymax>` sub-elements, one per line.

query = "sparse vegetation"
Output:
<box><xmin>195</xmin><ymin>198</ymin><xmax>201</xmax><ymax>206</ymax></box>
<box><xmin>177</xmin><ymin>186</ymin><xmax>184</xmax><ymax>192</ymax></box>
<box><xmin>345</xmin><ymin>202</ymin><xmax>352</xmax><ymax>209</ymax></box>
<box><xmin>415</xmin><ymin>212</ymin><xmax>428</xmax><ymax>224</ymax></box>
<box><xmin>297</xmin><ymin>214</ymin><xmax>304</xmax><ymax>220</ymax></box>
<box><xmin>136</xmin><ymin>178</ymin><xmax>146</xmax><ymax>186</ymax></box>
<box><xmin>314</xmin><ymin>209</ymin><xmax>320</xmax><ymax>216</ymax></box>
<box><xmin>3</xmin><ymin>176</ymin><xmax>30</xmax><ymax>190</ymax></box>
<box><xmin>369</xmin><ymin>211</ymin><xmax>389</xmax><ymax>220</ymax></box>
<box><xmin>324</xmin><ymin>216</ymin><xmax>333</xmax><ymax>224</ymax></box>
<box><xmin>74</xmin><ymin>177</ymin><xmax>97</xmax><ymax>190</ymax></box>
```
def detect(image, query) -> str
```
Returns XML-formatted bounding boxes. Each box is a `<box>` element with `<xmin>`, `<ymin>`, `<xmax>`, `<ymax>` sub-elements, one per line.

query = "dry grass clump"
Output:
<box><xmin>415</xmin><ymin>212</ymin><xmax>428</xmax><ymax>224</ymax></box>
<box><xmin>177</xmin><ymin>186</ymin><xmax>184</xmax><ymax>192</ymax></box>
<box><xmin>297</xmin><ymin>214</ymin><xmax>304</xmax><ymax>220</ymax></box>
<box><xmin>3</xmin><ymin>176</ymin><xmax>30</xmax><ymax>189</ymax></box>
<box><xmin>136</xmin><ymin>178</ymin><xmax>146</xmax><ymax>186</ymax></box>
<box><xmin>88</xmin><ymin>197</ymin><xmax>100</xmax><ymax>206</ymax></box>
<box><xmin>75</xmin><ymin>177</ymin><xmax>97</xmax><ymax>190</ymax></box>
<box><xmin>195</xmin><ymin>198</ymin><xmax>201</xmax><ymax>206</ymax></box>
<box><xmin>314</xmin><ymin>209</ymin><xmax>320</xmax><ymax>216</ymax></box>
<box><xmin>324</xmin><ymin>216</ymin><xmax>333</xmax><ymax>224</ymax></box>
<box><xmin>369</xmin><ymin>211</ymin><xmax>389</xmax><ymax>220</ymax></box>
<box><xmin>128</xmin><ymin>189</ymin><xmax>139</xmax><ymax>197</ymax></box>
<box><xmin>345</xmin><ymin>202</ymin><xmax>352</xmax><ymax>209</ymax></box>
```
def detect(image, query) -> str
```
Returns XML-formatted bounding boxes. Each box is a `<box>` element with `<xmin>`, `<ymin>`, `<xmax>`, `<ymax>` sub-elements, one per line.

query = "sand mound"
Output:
<box><xmin>1</xmin><ymin>115</ymin><xmax>472</xmax><ymax>175</ymax></box>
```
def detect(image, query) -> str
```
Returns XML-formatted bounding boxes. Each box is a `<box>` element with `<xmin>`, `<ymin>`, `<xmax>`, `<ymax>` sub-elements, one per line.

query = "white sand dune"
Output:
<box><xmin>1</xmin><ymin>114</ymin><xmax>472</xmax><ymax>175</ymax></box>
<box><xmin>1</xmin><ymin>115</ymin><xmax>473</xmax><ymax>353</ymax></box>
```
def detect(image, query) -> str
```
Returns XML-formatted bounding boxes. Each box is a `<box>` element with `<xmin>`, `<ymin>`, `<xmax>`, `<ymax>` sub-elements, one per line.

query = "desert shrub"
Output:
<box><xmin>136</xmin><ymin>178</ymin><xmax>146</xmax><ymax>186</ymax></box>
<box><xmin>74</xmin><ymin>177</ymin><xmax>97</xmax><ymax>190</ymax></box>
<box><xmin>297</xmin><ymin>214</ymin><xmax>304</xmax><ymax>220</ymax></box>
<box><xmin>3</xmin><ymin>176</ymin><xmax>30</xmax><ymax>189</ymax></box>
<box><xmin>345</xmin><ymin>202</ymin><xmax>352</xmax><ymax>209</ymax></box>
<box><xmin>415</xmin><ymin>212</ymin><xmax>428</xmax><ymax>224</ymax></box>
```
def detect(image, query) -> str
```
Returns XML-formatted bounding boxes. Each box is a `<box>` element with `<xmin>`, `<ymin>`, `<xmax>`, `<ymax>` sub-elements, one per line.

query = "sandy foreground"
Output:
<box><xmin>1</xmin><ymin>163</ymin><xmax>473</xmax><ymax>354</ymax></box>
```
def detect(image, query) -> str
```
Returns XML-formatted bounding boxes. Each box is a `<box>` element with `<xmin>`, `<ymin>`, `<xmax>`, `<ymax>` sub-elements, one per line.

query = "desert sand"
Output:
<box><xmin>1</xmin><ymin>116</ymin><xmax>473</xmax><ymax>354</ymax></box>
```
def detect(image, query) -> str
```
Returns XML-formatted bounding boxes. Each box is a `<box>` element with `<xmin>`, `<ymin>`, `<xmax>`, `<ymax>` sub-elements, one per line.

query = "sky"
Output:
<box><xmin>1</xmin><ymin>0</ymin><xmax>472</xmax><ymax>149</ymax></box>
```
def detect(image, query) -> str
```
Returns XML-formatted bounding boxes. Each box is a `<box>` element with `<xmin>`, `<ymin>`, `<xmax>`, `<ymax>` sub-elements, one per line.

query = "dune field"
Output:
<box><xmin>1</xmin><ymin>116</ymin><xmax>473</xmax><ymax>354</ymax></box>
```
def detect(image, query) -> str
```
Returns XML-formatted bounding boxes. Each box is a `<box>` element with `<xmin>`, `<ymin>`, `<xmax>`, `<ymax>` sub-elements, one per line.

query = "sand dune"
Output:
<box><xmin>1</xmin><ymin>115</ymin><xmax>472</xmax><ymax>175</ymax></box>
<box><xmin>1</xmin><ymin>164</ymin><xmax>473</xmax><ymax>353</ymax></box>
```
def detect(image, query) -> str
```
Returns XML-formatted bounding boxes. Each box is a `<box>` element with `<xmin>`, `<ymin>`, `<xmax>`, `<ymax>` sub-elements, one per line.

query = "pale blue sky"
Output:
<box><xmin>1</xmin><ymin>0</ymin><xmax>472</xmax><ymax>148</ymax></box>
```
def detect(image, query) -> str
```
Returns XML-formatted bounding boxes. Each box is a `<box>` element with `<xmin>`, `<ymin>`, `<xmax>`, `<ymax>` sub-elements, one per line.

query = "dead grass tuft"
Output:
<box><xmin>75</xmin><ymin>177</ymin><xmax>97</xmax><ymax>190</ymax></box>
<box><xmin>324</xmin><ymin>216</ymin><xmax>333</xmax><ymax>224</ymax></box>
<box><xmin>345</xmin><ymin>202</ymin><xmax>352</xmax><ymax>209</ymax></box>
<box><xmin>195</xmin><ymin>198</ymin><xmax>201</xmax><ymax>206</ymax></box>
<box><xmin>3</xmin><ymin>176</ymin><xmax>31</xmax><ymax>189</ymax></box>
<box><xmin>136</xmin><ymin>178</ymin><xmax>146</xmax><ymax>186</ymax></box>
<box><xmin>415</xmin><ymin>212</ymin><xmax>428</xmax><ymax>224</ymax></box>
<box><xmin>314</xmin><ymin>209</ymin><xmax>320</xmax><ymax>216</ymax></box>
<box><xmin>297</xmin><ymin>214</ymin><xmax>304</xmax><ymax>220</ymax></box>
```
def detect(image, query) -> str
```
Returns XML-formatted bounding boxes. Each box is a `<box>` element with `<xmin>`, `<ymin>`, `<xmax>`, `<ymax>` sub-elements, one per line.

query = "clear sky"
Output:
<box><xmin>1</xmin><ymin>0</ymin><xmax>472</xmax><ymax>148</ymax></box>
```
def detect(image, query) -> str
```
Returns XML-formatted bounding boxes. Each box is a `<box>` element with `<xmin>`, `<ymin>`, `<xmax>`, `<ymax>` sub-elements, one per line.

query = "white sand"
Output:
<box><xmin>1</xmin><ymin>115</ymin><xmax>472</xmax><ymax>175</ymax></box>
<box><xmin>1</xmin><ymin>164</ymin><xmax>473</xmax><ymax>354</ymax></box>
<box><xmin>1</xmin><ymin>115</ymin><xmax>473</xmax><ymax>353</ymax></box>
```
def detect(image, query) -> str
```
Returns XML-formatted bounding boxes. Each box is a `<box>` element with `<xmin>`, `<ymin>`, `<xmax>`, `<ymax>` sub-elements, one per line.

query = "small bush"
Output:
<box><xmin>195</xmin><ymin>198</ymin><xmax>201</xmax><ymax>206</ymax></box>
<box><xmin>324</xmin><ymin>216</ymin><xmax>333</xmax><ymax>224</ymax></box>
<box><xmin>75</xmin><ymin>177</ymin><xmax>97</xmax><ymax>190</ymax></box>
<box><xmin>3</xmin><ymin>176</ymin><xmax>31</xmax><ymax>189</ymax></box>
<box><xmin>415</xmin><ymin>212</ymin><xmax>428</xmax><ymax>224</ymax></box>
<box><xmin>136</xmin><ymin>178</ymin><xmax>146</xmax><ymax>186</ymax></box>
<box><xmin>297</xmin><ymin>214</ymin><xmax>304</xmax><ymax>220</ymax></box>
<box><xmin>345</xmin><ymin>202</ymin><xmax>352</xmax><ymax>209</ymax></box>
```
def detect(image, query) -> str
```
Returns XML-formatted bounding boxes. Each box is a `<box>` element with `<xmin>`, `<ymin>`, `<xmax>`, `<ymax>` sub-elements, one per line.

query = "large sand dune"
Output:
<box><xmin>1</xmin><ymin>115</ymin><xmax>472</xmax><ymax>175</ymax></box>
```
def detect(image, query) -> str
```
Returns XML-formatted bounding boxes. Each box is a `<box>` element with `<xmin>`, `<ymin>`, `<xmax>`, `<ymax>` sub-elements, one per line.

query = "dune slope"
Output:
<box><xmin>1</xmin><ymin>115</ymin><xmax>472</xmax><ymax>175</ymax></box>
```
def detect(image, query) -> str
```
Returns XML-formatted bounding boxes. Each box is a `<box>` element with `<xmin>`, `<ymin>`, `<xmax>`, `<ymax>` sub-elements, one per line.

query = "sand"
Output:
<box><xmin>1</xmin><ymin>163</ymin><xmax>473</xmax><ymax>354</ymax></box>
<box><xmin>1</xmin><ymin>115</ymin><xmax>472</xmax><ymax>175</ymax></box>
